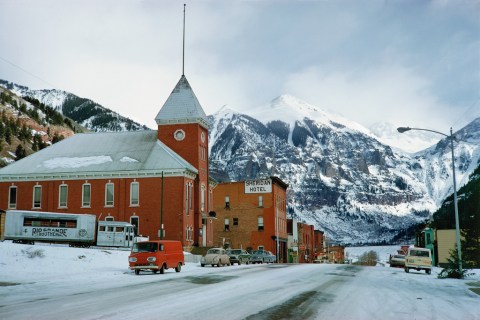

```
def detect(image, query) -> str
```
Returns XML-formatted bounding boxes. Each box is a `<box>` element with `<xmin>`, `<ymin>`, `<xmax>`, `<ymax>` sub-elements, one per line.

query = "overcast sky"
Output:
<box><xmin>1</xmin><ymin>0</ymin><xmax>479</xmax><ymax>131</ymax></box>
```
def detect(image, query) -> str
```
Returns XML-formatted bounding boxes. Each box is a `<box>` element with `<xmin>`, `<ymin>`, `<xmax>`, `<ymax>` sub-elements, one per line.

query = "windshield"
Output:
<box><xmin>230</xmin><ymin>250</ymin><xmax>242</xmax><ymax>254</ymax></box>
<box><xmin>410</xmin><ymin>250</ymin><xmax>430</xmax><ymax>257</ymax></box>
<box><xmin>252</xmin><ymin>250</ymin><xmax>264</xmax><ymax>255</ymax></box>
<box><xmin>207</xmin><ymin>249</ymin><xmax>221</xmax><ymax>254</ymax></box>
<box><xmin>132</xmin><ymin>242</ymin><xmax>158</xmax><ymax>253</ymax></box>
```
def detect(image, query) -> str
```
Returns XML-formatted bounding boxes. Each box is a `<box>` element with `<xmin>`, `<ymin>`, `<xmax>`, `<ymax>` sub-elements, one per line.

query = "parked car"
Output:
<box><xmin>389</xmin><ymin>254</ymin><xmax>406</xmax><ymax>268</ymax></box>
<box><xmin>200</xmin><ymin>248</ymin><xmax>231</xmax><ymax>267</ymax></box>
<box><xmin>250</xmin><ymin>250</ymin><xmax>276</xmax><ymax>264</ymax></box>
<box><xmin>128</xmin><ymin>240</ymin><xmax>184</xmax><ymax>275</ymax></box>
<box><xmin>226</xmin><ymin>249</ymin><xmax>251</xmax><ymax>265</ymax></box>
<box><xmin>404</xmin><ymin>247</ymin><xmax>432</xmax><ymax>274</ymax></box>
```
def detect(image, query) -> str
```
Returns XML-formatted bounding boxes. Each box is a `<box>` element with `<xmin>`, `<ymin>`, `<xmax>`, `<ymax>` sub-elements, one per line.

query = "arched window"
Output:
<box><xmin>130</xmin><ymin>182</ymin><xmax>139</xmax><ymax>206</ymax></box>
<box><xmin>105</xmin><ymin>182</ymin><xmax>114</xmax><ymax>207</ymax></box>
<box><xmin>82</xmin><ymin>183</ymin><xmax>91</xmax><ymax>207</ymax></box>
<box><xmin>59</xmin><ymin>184</ymin><xmax>68</xmax><ymax>208</ymax></box>
<box><xmin>33</xmin><ymin>185</ymin><xmax>42</xmax><ymax>208</ymax></box>
<box><xmin>201</xmin><ymin>184</ymin><xmax>206</xmax><ymax>212</ymax></box>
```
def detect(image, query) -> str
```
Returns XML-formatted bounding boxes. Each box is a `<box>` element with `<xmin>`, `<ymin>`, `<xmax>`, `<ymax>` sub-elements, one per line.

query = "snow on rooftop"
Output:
<box><xmin>40</xmin><ymin>156</ymin><xmax>113</xmax><ymax>169</ymax></box>
<box><xmin>119</xmin><ymin>156</ymin><xmax>139</xmax><ymax>163</ymax></box>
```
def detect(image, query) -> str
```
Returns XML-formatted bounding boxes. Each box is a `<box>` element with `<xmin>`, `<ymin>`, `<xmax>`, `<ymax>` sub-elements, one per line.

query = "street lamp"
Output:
<box><xmin>397</xmin><ymin>126</ymin><xmax>462</xmax><ymax>272</ymax></box>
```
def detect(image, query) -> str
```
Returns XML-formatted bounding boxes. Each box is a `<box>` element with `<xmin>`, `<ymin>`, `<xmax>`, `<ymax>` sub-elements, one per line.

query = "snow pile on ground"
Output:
<box><xmin>1</xmin><ymin>241</ymin><xmax>479</xmax><ymax>319</ymax></box>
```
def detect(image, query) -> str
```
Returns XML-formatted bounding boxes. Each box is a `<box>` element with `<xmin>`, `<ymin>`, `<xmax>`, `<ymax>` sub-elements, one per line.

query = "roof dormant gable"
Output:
<box><xmin>155</xmin><ymin>75</ymin><xmax>209</xmax><ymax>129</ymax></box>
<box><xmin>0</xmin><ymin>130</ymin><xmax>198</xmax><ymax>181</ymax></box>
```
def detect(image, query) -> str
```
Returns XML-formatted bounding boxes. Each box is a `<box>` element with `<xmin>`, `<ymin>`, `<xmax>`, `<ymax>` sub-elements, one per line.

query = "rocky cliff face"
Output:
<box><xmin>208</xmin><ymin>95</ymin><xmax>480</xmax><ymax>244</ymax></box>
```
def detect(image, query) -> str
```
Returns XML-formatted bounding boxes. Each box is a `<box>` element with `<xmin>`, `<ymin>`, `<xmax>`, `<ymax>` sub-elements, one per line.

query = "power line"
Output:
<box><xmin>0</xmin><ymin>55</ymin><xmax>59</xmax><ymax>89</ymax></box>
<box><xmin>452</xmin><ymin>97</ymin><xmax>480</xmax><ymax>128</ymax></box>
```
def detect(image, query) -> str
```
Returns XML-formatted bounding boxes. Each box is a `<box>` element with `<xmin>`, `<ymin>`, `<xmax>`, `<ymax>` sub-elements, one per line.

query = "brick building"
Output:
<box><xmin>297</xmin><ymin>222</ymin><xmax>315</xmax><ymax>263</ymax></box>
<box><xmin>314</xmin><ymin>230</ymin><xmax>324</xmax><ymax>261</ymax></box>
<box><xmin>212</xmin><ymin>177</ymin><xmax>288</xmax><ymax>262</ymax></box>
<box><xmin>0</xmin><ymin>75</ymin><xmax>215</xmax><ymax>249</ymax></box>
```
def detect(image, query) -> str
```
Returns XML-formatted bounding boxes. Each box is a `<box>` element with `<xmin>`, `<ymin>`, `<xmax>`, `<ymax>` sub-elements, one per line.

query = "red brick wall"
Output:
<box><xmin>0</xmin><ymin>176</ymin><xmax>196</xmax><ymax>246</ymax></box>
<box><xmin>212</xmin><ymin>179</ymin><xmax>288</xmax><ymax>261</ymax></box>
<box><xmin>157</xmin><ymin>123</ymin><xmax>209</xmax><ymax>247</ymax></box>
<box><xmin>298</xmin><ymin>223</ymin><xmax>315</xmax><ymax>263</ymax></box>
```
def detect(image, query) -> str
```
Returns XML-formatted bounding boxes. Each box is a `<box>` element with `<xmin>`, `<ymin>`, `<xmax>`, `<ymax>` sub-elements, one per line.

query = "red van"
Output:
<box><xmin>129</xmin><ymin>240</ymin><xmax>184</xmax><ymax>275</ymax></box>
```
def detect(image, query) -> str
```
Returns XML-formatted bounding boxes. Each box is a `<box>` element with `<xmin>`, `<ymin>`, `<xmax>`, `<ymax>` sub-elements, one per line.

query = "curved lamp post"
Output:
<box><xmin>397</xmin><ymin>127</ymin><xmax>462</xmax><ymax>272</ymax></box>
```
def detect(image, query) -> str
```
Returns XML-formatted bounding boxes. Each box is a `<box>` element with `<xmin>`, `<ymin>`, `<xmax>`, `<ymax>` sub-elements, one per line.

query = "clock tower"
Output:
<box><xmin>155</xmin><ymin>74</ymin><xmax>210</xmax><ymax>246</ymax></box>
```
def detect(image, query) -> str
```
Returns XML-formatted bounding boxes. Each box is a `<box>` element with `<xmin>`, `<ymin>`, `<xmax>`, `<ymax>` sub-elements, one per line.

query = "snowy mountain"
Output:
<box><xmin>0</xmin><ymin>80</ymin><xmax>147</xmax><ymax>132</ymax></box>
<box><xmin>369</xmin><ymin>122</ymin><xmax>441</xmax><ymax>153</ymax></box>
<box><xmin>208</xmin><ymin>95</ymin><xmax>480</xmax><ymax>244</ymax></box>
<box><xmin>409</xmin><ymin>118</ymin><xmax>480</xmax><ymax>206</ymax></box>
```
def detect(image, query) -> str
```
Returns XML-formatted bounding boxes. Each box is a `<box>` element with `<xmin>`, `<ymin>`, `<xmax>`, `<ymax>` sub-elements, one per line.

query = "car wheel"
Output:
<box><xmin>212</xmin><ymin>264</ymin><xmax>215</xmax><ymax>267</ymax></box>
<box><xmin>175</xmin><ymin>263</ymin><xmax>182</xmax><ymax>273</ymax></box>
<box><xmin>201</xmin><ymin>264</ymin><xmax>205</xmax><ymax>267</ymax></box>
<box><xmin>153</xmin><ymin>270</ymin><xmax>159</xmax><ymax>274</ymax></box>
<box><xmin>238</xmin><ymin>260</ymin><xmax>242</xmax><ymax>265</ymax></box>
<box><xmin>135</xmin><ymin>269</ymin><xmax>140</xmax><ymax>275</ymax></box>
<box><xmin>404</xmin><ymin>267</ymin><xmax>409</xmax><ymax>273</ymax></box>
<box><xmin>160</xmin><ymin>264</ymin><xmax>165</xmax><ymax>274</ymax></box>
<box><xmin>426</xmin><ymin>269</ymin><xmax>431</xmax><ymax>275</ymax></box>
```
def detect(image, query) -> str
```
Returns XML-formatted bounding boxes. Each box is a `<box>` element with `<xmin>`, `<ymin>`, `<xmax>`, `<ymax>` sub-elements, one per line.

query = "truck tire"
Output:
<box><xmin>404</xmin><ymin>267</ymin><xmax>409</xmax><ymax>273</ymax></box>
<box><xmin>175</xmin><ymin>263</ymin><xmax>182</xmax><ymax>272</ymax></box>
<box><xmin>160</xmin><ymin>264</ymin><xmax>165</xmax><ymax>274</ymax></box>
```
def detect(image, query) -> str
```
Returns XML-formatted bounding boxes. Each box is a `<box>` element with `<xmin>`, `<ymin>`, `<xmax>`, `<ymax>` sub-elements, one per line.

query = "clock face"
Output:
<box><xmin>201</xmin><ymin>132</ymin><xmax>206</xmax><ymax>143</ymax></box>
<box><xmin>174</xmin><ymin>129</ymin><xmax>185</xmax><ymax>141</ymax></box>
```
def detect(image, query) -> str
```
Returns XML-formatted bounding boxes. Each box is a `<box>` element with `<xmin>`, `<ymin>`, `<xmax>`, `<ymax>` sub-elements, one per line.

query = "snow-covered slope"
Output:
<box><xmin>369</xmin><ymin>122</ymin><xmax>441</xmax><ymax>153</ymax></box>
<box><xmin>208</xmin><ymin>95</ymin><xmax>480</xmax><ymax>244</ymax></box>
<box><xmin>0</xmin><ymin>80</ymin><xmax>147</xmax><ymax>132</ymax></box>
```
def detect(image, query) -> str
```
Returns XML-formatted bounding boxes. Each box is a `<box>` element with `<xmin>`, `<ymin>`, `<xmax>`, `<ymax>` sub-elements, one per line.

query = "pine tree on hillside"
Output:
<box><xmin>432</xmin><ymin>164</ymin><xmax>480</xmax><ymax>268</ymax></box>
<box><xmin>15</xmin><ymin>144</ymin><xmax>26</xmax><ymax>160</ymax></box>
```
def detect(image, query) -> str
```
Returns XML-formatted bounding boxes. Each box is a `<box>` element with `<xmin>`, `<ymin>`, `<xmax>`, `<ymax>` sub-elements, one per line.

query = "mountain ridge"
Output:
<box><xmin>2</xmin><ymin>80</ymin><xmax>479</xmax><ymax>243</ymax></box>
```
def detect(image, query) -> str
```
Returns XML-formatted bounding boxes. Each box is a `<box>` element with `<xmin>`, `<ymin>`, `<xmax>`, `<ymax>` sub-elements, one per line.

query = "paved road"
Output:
<box><xmin>1</xmin><ymin>263</ymin><xmax>478</xmax><ymax>319</ymax></box>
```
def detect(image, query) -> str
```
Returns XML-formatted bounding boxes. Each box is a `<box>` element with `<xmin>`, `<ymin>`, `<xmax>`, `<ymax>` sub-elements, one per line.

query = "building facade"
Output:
<box><xmin>0</xmin><ymin>75</ymin><xmax>214</xmax><ymax>249</ymax></box>
<box><xmin>297</xmin><ymin>222</ymin><xmax>315</xmax><ymax>263</ymax></box>
<box><xmin>212</xmin><ymin>177</ymin><xmax>288</xmax><ymax>262</ymax></box>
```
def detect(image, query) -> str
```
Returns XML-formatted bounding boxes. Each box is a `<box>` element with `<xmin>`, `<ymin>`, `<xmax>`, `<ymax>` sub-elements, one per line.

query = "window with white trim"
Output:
<box><xmin>82</xmin><ymin>183</ymin><xmax>91</xmax><ymax>207</ymax></box>
<box><xmin>105</xmin><ymin>216</ymin><xmax>114</xmax><ymax>221</ymax></box>
<box><xmin>258</xmin><ymin>216</ymin><xmax>264</xmax><ymax>231</ymax></box>
<box><xmin>8</xmin><ymin>186</ymin><xmax>17</xmax><ymax>209</ymax></box>
<box><xmin>33</xmin><ymin>185</ymin><xmax>42</xmax><ymax>208</ymax></box>
<box><xmin>130</xmin><ymin>182</ymin><xmax>139</xmax><ymax>206</ymax></box>
<box><xmin>185</xmin><ymin>183</ymin><xmax>189</xmax><ymax>214</ymax></box>
<box><xmin>189</xmin><ymin>183</ymin><xmax>193</xmax><ymax>209</ymax></box>
<box><xmin>59</xmin><ymin>184</ymin><xmax>68</xmax><ymax>208</ymax></box>
<box><xmin>224</xmin><ymin>218</ymin><xmax>230</xmax><ymax>231</ymax></box>
<box><xmin>258</xmin><ymin>195</ymin><xmax>263</xmax><ymax>207</ymax></box>
<box><xmin>201</xmin><ymin>184</ymin><xmax>206</xmax><ymax>212</ymax></box>
<box><xmin>105</xmin><ymin>183</ymin><xmax>114</xmax><ymax>207</ymax></box>
<box><xmin>225</xmin><ymin>196</ymin><xmax>230</xmax><ymax>209</ymax></box>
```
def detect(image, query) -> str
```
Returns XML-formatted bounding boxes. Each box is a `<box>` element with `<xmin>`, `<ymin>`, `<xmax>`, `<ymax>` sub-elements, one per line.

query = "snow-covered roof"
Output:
<box><xmin>0</xmin><ymin>130</ymin><xmax>198</xmax><ymax>180</ymax></box>
<box><xmin>155</xmin><ymin>75</ymin><xmax>209</xmax><ymax>129</ymax></box>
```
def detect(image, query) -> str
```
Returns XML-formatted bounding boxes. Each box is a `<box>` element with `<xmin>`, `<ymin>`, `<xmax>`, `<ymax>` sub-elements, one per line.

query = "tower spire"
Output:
<box><xmin>182</xmin><ymin>3</ymin><xmax>186</xmax><ymax>76</ymax></box>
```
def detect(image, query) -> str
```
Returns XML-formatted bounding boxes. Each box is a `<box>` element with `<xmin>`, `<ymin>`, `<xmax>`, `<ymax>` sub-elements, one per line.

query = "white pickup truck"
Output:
<box><xmin>404</xmin><ymin>247</ymin><xmax>432</xmax><ymax>274</ymax></box>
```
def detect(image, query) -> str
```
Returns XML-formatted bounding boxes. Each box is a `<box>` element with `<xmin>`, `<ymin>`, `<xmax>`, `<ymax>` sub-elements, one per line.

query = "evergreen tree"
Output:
<box><xmin>5</xmin><ymin>126</ymin><xmax>12</xmax><ymax>144</ymax></box>
<box><xmin>15</xmin><ymin>144</ymin><xmax>26</xmax><ymax>160</ymax></box>
<box><xmin>432</xmin><ymin>164</ymin><xmax>480</xmax><ymax>269</ymax></box>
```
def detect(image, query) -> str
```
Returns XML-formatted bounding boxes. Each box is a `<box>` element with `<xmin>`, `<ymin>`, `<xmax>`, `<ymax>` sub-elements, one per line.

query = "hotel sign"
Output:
<box><xmin>245</xmin><ymin>179</ymin><xmax>272</xmax><ymax>194</ymax></box>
